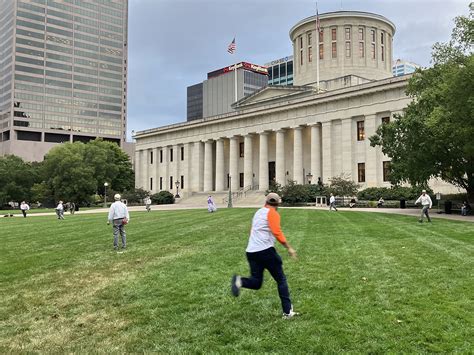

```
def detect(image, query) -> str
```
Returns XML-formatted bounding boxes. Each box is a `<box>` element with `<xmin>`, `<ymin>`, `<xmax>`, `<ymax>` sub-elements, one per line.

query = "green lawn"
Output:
<box><xmin>1</xmin><ymin>209</ymin><xmax>472</xmax><ymax>353</ymax></box>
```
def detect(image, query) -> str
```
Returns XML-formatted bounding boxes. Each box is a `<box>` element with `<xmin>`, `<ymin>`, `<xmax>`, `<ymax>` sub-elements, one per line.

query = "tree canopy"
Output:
<box><xmin>0</xmin><ymin>155</ymin><xmax>41</xmax><ymax>204</ymax></box>
<box><xmin>41</xmin><ymin>139</ymin><xmax>135</xmax><ymax>203</ymax></box>
<box><xmin>370</xmin><ymin>8</ymin><xmax>474</xmax><ymax>198</ymax></box>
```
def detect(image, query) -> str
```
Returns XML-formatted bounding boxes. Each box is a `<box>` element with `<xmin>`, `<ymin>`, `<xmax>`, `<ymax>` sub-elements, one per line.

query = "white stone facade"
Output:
<box><xmin>134</xmin><ymin>76</ymin><xmax>411</xmax><ymax>195</ymax></box>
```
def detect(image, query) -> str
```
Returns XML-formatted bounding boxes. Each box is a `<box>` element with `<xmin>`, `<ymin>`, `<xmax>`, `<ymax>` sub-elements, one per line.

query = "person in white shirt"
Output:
<box><xmin>415</xmin><ymin>189</ymin><xmax>432</xmax><ymax>223</ymax></box>
<box><xmin>329</xmin><ymin>193</ymin><xmax>338</xmax><ymax>211</ymax></box>
<box><xmin>55</xmin><ymin>201</ymin><xmax>65</xmax><ymax>220</ymax></box>
<box><xmin>145</xmin><ymin>197</ymin><xmax>152</xmax><ymax>212</ymax></box>
<box><xmin>107</xmin><ymin>194</ymin><xmax>130</xmax><ymax>250</ymax></box>
<box><xmin>20</xmin><ymin>201</ymin><xmax>30</xmax><ymax>218</ymax></box>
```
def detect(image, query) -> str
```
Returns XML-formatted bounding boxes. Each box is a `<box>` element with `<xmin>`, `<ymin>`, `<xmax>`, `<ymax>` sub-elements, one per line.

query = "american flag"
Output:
<box><xmin>227</xmin><ymin>37</ymin><xmax>236</xmax><ymax>54</ymax></box>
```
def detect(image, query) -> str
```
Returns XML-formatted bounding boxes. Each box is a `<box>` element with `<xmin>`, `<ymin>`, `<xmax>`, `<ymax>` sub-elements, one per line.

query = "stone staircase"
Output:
<box><xmin>175</xmin><ymin>189</ymin><xmax>266</xmax><ymax>208</ymax></box>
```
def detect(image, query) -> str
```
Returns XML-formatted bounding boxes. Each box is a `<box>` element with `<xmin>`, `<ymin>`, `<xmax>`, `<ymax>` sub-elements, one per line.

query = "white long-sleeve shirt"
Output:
<box><xmin>330</xmin><ymin>196</ymin><xmax>336</xmax><ymax>204</ymax></box>
<box><xmin>108</xmin><ymin>201</ymin><xmax>130</xmax><ymax>221</ymax></box>
<box><xmin>416</xmin><ymin>194</ymin><xmax>432</xmax><ymax>208</ymax></box>
<box><xmin>20</xmin><ymin>203</ymin><xmax>30</xmax><ymax>211</ymax></box>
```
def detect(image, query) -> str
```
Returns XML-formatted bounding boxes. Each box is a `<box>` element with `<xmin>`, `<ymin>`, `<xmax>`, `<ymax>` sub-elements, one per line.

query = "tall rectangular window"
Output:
<box><xmin>332</xmin><ymin>42</ymin><xmax>337</xmax><ymax>58</ymax></box>
<box><xmin>160</xmin><ymin>177</ymin><xmax>163</xmax><ymax>190</ymax></box>
<box><xmin>358</xmin><ymin>163</ymin><xmax>366</xmax><ymax>183</ymax></box>
<box><xmin>307</xmin><ymin>32</ymin><xmax>312</xmax><ymax>46</ymax></box>
<box><xmin>383</xmin><ymin>161</ymin><xmax>391</xmax><ymax>182</ymax></box>
<box><xmin>160</xmin><ymin>149</ymin><xmax>163</xmax><ymax>163</ymax></box>
<box><xmin>150</xmin><ymin>151</ymin><xmax>153</xmax><ymax>164</ymax></box>
<box><xmin>380</xmin><ymin>32</ymin><xmax>385</xmax><ymax>45</ymax></box>
<box><xmin>299</xmin><ymin>36</ymin><xmax>303</xmax><ymax>49</ymax></box>
<box><xmin>150</xmin><ymin>177</ymin><xmax>153</xmax><ymax>191</ymax></box>
<box><xmin>169</xmin><ymin>148</ymin><xmax>173</xmax><ymax>162</ymax></box>
<box><xmin>345</xmin><ymin>27</ymin><xmax>351</xmax><ymax>40</ymax></box>
<box><xmin>181</xmin><ymin>146</ymin><xmax>184</xmax><ymax>160</ymax></box>
<box><xmin>319</xmin><ymin>44</ymin><xmax>324</xmax><ymax>60</ymax></box>
<box><xmin>359</xmin><ymin>42</ymin><xmax>365</xmax><ymax>58</ymax></box>
<box><xmin>181</xmin><ymin>175</ymin><xmax>184</xmax><ymax>189</ymax></box>
<box><xmin>358</xmin><ymin>27</ymin><xmax>364</xmax><ymax>41</ymax></box>
<box><xmin>239</xmin><ymin>142</ymin><xmax>244</xmax><ymax>157</ymax></box>
<box><xmin>169</xmin><ymin>176</ymin><xmax>173</xmax><ymax>189</ymax></box>
<box><xmin>381</xmin><ymin>46</ymin><xmax>385</xmax><ymax>61</ymax></box>
<box><xmin>319</xmin><ymin>29</ymin><xmax>323</xmax><ymax>42</ymax></box>
<box><xmin>371</xmin><ymin>43</ymin><xmax>376</xmax><ymax>60</ymax></box>
<box><xmin>357</xmin><ymin>121</ymin><xmax>365</xmax><ymax>141</ymax></box>
<box><xmin>308</xmin><ymin>46</ymin><xmax>313</xmax><ymax>62</ymax></box>
<box><xmin>371</xmin><ymin>29</ymin><xmax>376</xmax><ymax>43</ymax></box>
<box><xmin>345</xmin><ymin>42</ymin><xmax>351</xmax><ymax>57</ymax></box>
<box><xmin>300</xmin><ymin>48</ymin><xmax>303</xmax><ymax>65</ymax></box>
<box><xmin>239</xmin><ymin>172</ymin><xmax>244</xmax><ymax>188</ymax></box>
<box><xmin>331</xmin><ymin>28</ymin><xmax>337</xmax><ymax>41</ymax></box>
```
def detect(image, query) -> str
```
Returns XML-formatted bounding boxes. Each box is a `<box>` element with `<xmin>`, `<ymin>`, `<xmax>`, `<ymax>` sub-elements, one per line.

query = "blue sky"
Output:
<box><xmin>126</xmin><ymin>0</ymin><xmax>469</xmax><ymax>137</ymax></box>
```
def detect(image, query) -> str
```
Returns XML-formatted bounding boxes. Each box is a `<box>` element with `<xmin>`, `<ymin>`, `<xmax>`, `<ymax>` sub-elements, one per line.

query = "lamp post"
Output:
<box><xmin>175</xmin><ymin>180</ymin><xmax>180</xmax><ymax>198</ymax></box>
<box><xmin>104</xmin><ymin>182</ymin><xmax>108</xmax><ymax>207</ymax></box>
<box><xmin>228</xmin><ymin>175</ymin><xmax>233</xmax><ymax>208</ymax></box>
<box><xmin>306</xmin><ymin>172</ymin><xmax>313</xmax><ymax>185</ymax></box>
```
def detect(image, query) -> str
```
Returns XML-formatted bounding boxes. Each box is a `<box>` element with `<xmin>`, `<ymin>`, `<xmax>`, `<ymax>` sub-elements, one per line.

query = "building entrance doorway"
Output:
<box><xmin>268</xmin><ymin>161</ymin><xmax>275</xmax><ymax>186</ymax></box>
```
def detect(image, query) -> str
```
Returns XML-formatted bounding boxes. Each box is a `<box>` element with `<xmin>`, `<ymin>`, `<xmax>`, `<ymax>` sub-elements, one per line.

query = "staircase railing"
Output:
<box><xmin>222</xmin><ymin>184</ymin><xmax>259</xmax><ymax>204</ymax></box>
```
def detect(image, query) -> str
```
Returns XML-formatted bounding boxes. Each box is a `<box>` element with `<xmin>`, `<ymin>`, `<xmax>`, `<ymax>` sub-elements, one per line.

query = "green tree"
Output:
<box><xmin>370</xmin><ymin>8</ymin><xmax>474</xmax><ymax>199</ymax></box>
<box><xmin>41</xmin><ymin>139</ymin><xmax>135</xmax><ymax>203</ymax></box>
<box><xmin>0</xmin><ymin>155</ymin><xmax>40</xmax><ymax>204</ymax></box>
<box><xmin>326</xmin><ymin>174</ymin><xmax>359</xmax><ymax>197</ymax></box>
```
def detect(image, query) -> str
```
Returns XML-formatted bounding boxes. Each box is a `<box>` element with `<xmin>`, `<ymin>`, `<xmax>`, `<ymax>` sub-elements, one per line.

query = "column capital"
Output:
<box><xmin>257</xmin><ymin>131</ymin><xmax>269</xmax><ymax>135</ymax></box>
<box><xmin>292</xmin><ymin>126</ymin><xmax>303</xmax><ymax>131</ymax></box>
<box><xmin>273</xmin><ymin>128</ymin><xmax>286</xmax><ymax>133</ymax></box>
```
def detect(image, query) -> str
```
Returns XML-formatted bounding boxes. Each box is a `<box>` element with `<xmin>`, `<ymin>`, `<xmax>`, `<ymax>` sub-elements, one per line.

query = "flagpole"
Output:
<box><xmin>234</xmin><ymin>61</ymin><xmax>238</xmax><ymax>103</ymax></box>
<box><xmin>316</xmin><ymin>4</ymin><xmax>320</xmax><ymax>92</ymax></box>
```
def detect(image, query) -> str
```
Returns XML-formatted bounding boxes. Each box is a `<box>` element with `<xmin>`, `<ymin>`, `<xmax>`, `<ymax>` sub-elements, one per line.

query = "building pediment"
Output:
<box><xmin>233</xmin><ymin>85</ymin><xmax>314</xmax><ymax>108</ymax></box>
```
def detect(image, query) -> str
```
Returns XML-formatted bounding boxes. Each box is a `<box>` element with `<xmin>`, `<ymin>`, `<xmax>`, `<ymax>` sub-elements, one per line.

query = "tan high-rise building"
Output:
<box><xmin>0</xmin><ymin>0</ymin><xmax>128</xmax><ymax>161</ymax></box>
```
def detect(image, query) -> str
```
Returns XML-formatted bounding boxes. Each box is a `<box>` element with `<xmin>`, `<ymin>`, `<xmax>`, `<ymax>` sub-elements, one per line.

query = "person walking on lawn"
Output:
<box><xmin>107</xmin><ymin>194</ymin><xmax>130</xmax><ymax>250</ymax></box>
<box><xmin>230</xmin><ymin>192</ymin><xmax>299</xmax><ymax>319</ymax></box>
<box><xmin>415</xmin><ymin>189</ymin><xmax>432</xmax><ymax>223</ymax></box>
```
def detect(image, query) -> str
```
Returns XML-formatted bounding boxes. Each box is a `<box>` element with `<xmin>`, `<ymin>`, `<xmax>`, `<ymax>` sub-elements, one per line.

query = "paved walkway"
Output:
<box><xmin>4</xmin><ymin>204</ymin><xmax>473</xmax><ymax>222</ymax></box>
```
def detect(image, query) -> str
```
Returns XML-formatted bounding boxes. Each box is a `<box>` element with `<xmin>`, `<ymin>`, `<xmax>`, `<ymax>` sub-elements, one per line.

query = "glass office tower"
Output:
<box><xmin>0</xmin><ymin>0</ymin><xmax>128</xmax><ymax>161</ymax></box>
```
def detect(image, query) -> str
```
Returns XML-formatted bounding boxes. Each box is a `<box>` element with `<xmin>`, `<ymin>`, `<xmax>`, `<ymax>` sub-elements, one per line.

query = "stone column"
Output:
<box><xmin>183</xmin><ymin>142</ymin><xmax>191</xmax><ymax>192</ymax></box>
<box><xmin>134</xmin><ymin>149</ymin><xmax>141</xmax><ymax>188</ymax></box>
<box><xmin>293</xmin><ymin>127</ymin><xmax>303</xmax><ymax>184</ymax></box>
<box><xmin>229</xmin><ymin>136</ymin><xmax>239</xmax><ymax>191</ymax></box>
<box><xmin>259</xmin><ymin>132</ymin><xmax>269</xmax><ymax>191</ymax></box>
<box><xmin>365</xmin><ymin>114</ymin><xmax>378</xmax><ymax>186</ymax></box>
<box><xmin>243</xmin><ymin>134</ymin><xmax>253</xmax><ymax>188</ymax></box>
<box><xmin>192</xmin><ymin>141</ymin><xmax>204</xmax><ymax>192</ymax></box>
<box><xmin>321</xmin><ymin>121</ymin><xmax>332</xmax><ymax>183</ymax></box>
<box><xmin>203</xmin><ymin>140</ymin><xmax>214</xmax><ymax>191</ymax></box>
<box><xmin>162</xmin><ymin>147</ymin><xmax>169</xmax><ymax>191</ymax></box>
<box><xmin>152</xmin><ymin>147</ymin><xmax>159</xmax><ymax>193</ymax></box>
<box><xmin>215</xmin><ymin>138</ymin><xmax>225</xmax><ymax>191</ymax></box>
<box><xmin>310</xmin><ymin>124</ymin><xmax>322</xmax><ymax>182</ymax></box>
<box><xmin>275</xmin><ymin>129</ymin><xmax>286</xmax><ymax>185</ymax></box>
<box><xmin>172</xmin><ymin>144</ymin><xmax>179</xmax><ymax>191</ymax></box>
<box><xmin>141</xmin><ymin>149</ymin><xmax>147</xmax><ymax>189</ymax></box>
<box><xmin>341</xmin><ymin>119</ymin><xmax>353</xmax><ymax>178</ymax></box>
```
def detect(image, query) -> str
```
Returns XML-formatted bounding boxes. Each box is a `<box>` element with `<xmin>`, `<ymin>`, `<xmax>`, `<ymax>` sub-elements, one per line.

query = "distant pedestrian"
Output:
<box><xmin>230</xmin><ymin>193</ymin><xmax>299</xmax><ymax>319</ymax></box>
<box><xmin>207</xmin><ymin>195</ymin><xmax>217</xmax><ymax>212</ymax></box>
<box><xmin>107</xmin><ymin>194</ymin><xmax>130</xmax><ymax>250</ymax></box>
<box><xmin>145</xmin><ymin>197</ymin><xmax>152</xmax><ymax>212</ymax></box>
<box><xmin>55</xmin><ymin>201</ymin><xmax>65</xmax><ymax>220</ymax></box>
<box><xmin>415</xmin><ymin>189</ymin><xmax>432</xmax><ymax>223</ymax></box>
<box><xmin>349</xmin><ymin>198</ymin><xmax>356</xmax><ymax>208</ymax></box>
<box><xmin>461</xmin><ymin>201</ymin><xmax>471</xmax><ymax>216</ymax></box>
<box><xmin>20</xmin><ymin>201</ymin><xmax>30</xmax><ymax>218</ymax></box>
<box><xmin>377</xmin><ymin>197</ymin><xmax>385</xmax><ymax>208</ymax></box>
<box><xmin>329</xmin><ymin>193</ymin><xmax>338</xmax><ymax>211</ymax></box>
<box><xmin>69</xmin><ymin>202</ymin><xmax>76</xmax><ymax>215</ymax></box>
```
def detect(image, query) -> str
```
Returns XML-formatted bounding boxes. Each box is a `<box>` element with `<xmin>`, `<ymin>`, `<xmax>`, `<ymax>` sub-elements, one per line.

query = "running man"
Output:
<box><xmin>231</xmin><ymin>193</ymin><xmax>299</xmax><ymax>319</ymax></box>
<box><xmin>415</xmin><ymin>189</ymin><xmax>432</xmax><ymax>223</ymax></box>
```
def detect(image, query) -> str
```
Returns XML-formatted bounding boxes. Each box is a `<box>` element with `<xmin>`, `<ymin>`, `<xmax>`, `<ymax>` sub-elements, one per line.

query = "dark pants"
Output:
<box><xmin>21</xmin><ymin>210</ymin><xmax>27</xmax><ymax>218</ymax></box>
<box><xmin>241</xmin><ymin>247</ymin><xmax>292</xmax><ymax>314</ymax></box>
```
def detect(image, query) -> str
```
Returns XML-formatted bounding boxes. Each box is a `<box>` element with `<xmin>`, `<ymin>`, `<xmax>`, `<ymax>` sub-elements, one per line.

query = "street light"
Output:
<box><xmin>306</xmin><ymin>172</ymin><xmax>313</xmax><ymax>184</ymax></box>
<box><xmin>175</xmin><ymin>180</ymin><xmax>180</xmax><ymax>198</ymax></box>
<box><xmin>228</xmin><ymin>175</ymin><xmax>233</xmax><ymax>208</ymax></box>
<box><xmin>104</xmin><ymin>182</ymin><xmax>109</xmax><ymax>207</ymax></box>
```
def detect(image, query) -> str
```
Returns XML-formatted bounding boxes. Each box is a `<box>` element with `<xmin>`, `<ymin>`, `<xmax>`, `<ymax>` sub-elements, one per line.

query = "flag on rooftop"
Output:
<box><xmin>227</xmin><ymin>37</ymin><xmax>236</xmax><ymax>54</ymax></box>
